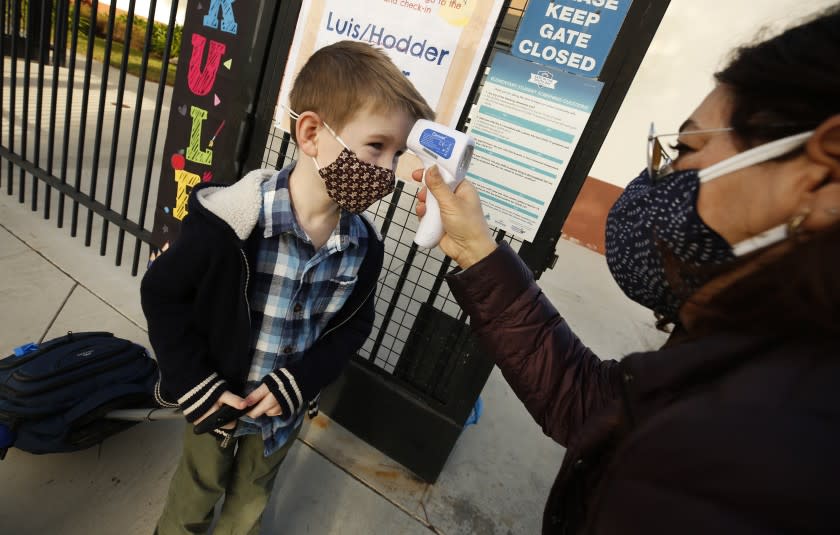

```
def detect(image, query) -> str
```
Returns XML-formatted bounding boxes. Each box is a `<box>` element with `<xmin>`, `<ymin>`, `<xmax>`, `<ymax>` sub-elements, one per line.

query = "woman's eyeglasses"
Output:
<box><xmin>647</xmin><ymin>123</ymin><xmax>733</xmax><ymax>182</ymax></box>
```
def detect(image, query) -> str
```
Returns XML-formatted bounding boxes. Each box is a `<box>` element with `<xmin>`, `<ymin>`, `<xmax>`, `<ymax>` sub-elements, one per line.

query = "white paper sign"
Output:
<box><xmin>275</xmin><ymin>0</ymin><xmax>505</xmax><ymax>130</ymax></box>
<box><xmin>466</xmin><ymin>52</ymin><xmax>603</xmax><ymax>241</ymax></box>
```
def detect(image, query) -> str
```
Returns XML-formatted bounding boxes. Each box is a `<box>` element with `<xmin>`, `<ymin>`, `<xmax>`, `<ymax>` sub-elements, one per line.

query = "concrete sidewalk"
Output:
<box><xmin>0</xmin><ymin>188</ymin><xmax>666</xmax><ymax>534</ymax></box>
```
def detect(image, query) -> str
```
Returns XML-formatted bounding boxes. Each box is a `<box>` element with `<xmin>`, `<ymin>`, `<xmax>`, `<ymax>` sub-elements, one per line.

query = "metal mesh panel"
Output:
<box><xmin>260</xmin><ymin>95</ymin><xmax>523</xmax><ymax>396</ymax></box>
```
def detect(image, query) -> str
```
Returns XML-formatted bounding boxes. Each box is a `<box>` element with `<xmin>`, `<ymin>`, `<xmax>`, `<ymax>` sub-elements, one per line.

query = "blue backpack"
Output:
<box><xmin>0</xmin><ymin>331</ymin><xmax>158</xmax><ymax>458</ymax></box>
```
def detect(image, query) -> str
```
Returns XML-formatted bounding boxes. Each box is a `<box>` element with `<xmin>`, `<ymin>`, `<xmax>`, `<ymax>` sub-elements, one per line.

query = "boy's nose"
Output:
<box><xmin>379</xmin><ymin>154</ymin><xmax>397</xmax><ymax>171</ymax></box>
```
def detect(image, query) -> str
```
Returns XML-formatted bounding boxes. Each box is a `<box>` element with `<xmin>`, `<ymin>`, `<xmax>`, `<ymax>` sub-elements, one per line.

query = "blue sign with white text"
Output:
<box><xmin>512</xmin><ymin>0</ymin><xmax>632</xmax><ymax>78</ymax></box>
<box><xmin>420</xmin><ymin>129</ymin><xmax>455</xmax><ymax>159</ymax></box>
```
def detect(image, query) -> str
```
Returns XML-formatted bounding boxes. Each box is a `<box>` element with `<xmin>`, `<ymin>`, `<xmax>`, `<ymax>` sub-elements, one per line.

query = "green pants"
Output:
<box><xmin>155</xmin><ymin>424</ymin><xmax>300</xmax><ymax>535</ymax></box>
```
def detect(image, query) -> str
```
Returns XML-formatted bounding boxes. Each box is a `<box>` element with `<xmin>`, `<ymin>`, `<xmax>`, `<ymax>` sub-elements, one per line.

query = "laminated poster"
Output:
<box><xmin>466</xmin><ymin>52</ymin><xmax>603</xmax><ymax>242</ymax></box>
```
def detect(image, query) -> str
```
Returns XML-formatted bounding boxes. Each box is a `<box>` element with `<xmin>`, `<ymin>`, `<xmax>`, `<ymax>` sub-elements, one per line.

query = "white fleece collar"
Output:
<box><xmin>196</xmin><ymin>168</ymin><xmax>276</xmax><ymax>241</ymax></box>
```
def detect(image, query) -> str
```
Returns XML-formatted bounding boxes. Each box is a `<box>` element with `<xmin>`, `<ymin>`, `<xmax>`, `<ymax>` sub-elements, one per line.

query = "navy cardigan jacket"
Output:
<box><xmin>140</xmin><ymin>169</ymin><xmax>384</xmax><ymax>423</ymax></box>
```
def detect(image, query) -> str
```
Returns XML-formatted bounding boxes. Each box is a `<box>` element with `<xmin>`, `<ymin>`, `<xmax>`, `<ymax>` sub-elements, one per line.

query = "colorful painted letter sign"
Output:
<box><xmin>512</xmin><ymin>0</ymin><xmax>632</xmax><ymax>78</ymax></box>
<box><xmin>151</xmin><ymin>0</ymin><xmax>259</xmax><ymax>247</ymax></box>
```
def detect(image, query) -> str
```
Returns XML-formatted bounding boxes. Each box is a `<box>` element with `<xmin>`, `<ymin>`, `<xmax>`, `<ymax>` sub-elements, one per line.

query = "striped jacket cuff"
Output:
<box><xmin>154</xmin><ymin>373</ymin><xmax>180</xmax><ymax>409</ymax></box>
<box><xmin>262</xmin><ymin>369</ymin><xmax>303</xmax><ymax>419</ymax></box>
<box><xmin>178</xmin><ymin>372</ymin><xmax>228</xmax><ymax>423</ymax></box>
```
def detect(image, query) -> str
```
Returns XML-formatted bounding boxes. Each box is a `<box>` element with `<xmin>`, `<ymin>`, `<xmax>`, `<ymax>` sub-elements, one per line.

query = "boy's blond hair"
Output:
<box><xmin>289</xmin><ymin>40</ymin><xmax>434</xmax><ymax>141</ymax></box>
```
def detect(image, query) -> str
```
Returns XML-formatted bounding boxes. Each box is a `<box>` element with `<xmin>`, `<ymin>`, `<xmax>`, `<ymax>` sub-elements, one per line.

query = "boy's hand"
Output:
<box><xmin>193</xmin><ymin>390</ymin><xmax>248</xmax><ymax>430</ymax></box>
<box><xmin>412</xmin><ymin>166</ymin><xmax>497</xmax><ymax>269</ymax></box>
<box><xmin>245</xmin><ymin>384</ymin><xmax>283</xmax><ymax>419</ymax></box>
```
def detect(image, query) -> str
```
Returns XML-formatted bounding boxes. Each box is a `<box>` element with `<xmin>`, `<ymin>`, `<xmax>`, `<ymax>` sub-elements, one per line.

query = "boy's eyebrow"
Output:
<box><xmin>367</xmin><ymin>133</ymin><xmax>406</xmax><ymax>151</ymax></box>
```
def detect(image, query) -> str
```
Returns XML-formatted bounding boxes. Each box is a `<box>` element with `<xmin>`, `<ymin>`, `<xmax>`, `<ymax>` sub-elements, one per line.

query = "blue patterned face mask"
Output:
<box><xmin>605</xmin><ymin>131</ymin><xmax>813</xmax><ymax>320</ymax></box>
<box><xmin>605</xmin><ymin>168</ymin><xmax>733</xmax><ymax>320</ymax></box>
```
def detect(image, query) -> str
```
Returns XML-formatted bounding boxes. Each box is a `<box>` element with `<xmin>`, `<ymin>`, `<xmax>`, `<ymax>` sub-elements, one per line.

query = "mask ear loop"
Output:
<box><xmin>285</xmin><ymin>106</ymin><xmax>349</xmax><ymax>150</ymax></box>
<box><xmin>708</xmin><ymin>130</ymin><xmax>814</xmax><ymax>256</ymax></box>
<box><xmin>273</xmin><ymin>105</ymin><xmax>300</xmax><ymax>129</ymax></box>
<box><xmin>731</xmin><ymin>225</ymin><xmax>788</xmax><ymax>256</ymax></box>
<box><xmin>698</xmin><ymin>131</ymin><xmax>813</xmax><ymax>183</ymax></box>
<box><xmin>286</xmin><ymin>108</ymin><xmax>325</xmax><ymax>171</ymax></box>
<box><xmin>321</xmin><ymin>122</ymin><xmax>351</xmax><ymax>152</ymax></box>
<box><xmin>286</xmin><ymin>108</ymin><xmax>348</xmax><ymax>170</ymax></box>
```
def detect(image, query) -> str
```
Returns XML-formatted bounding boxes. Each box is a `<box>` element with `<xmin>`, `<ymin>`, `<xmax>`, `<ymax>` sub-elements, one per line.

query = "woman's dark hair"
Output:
<box><xmin>715</xmin><ymin>5</ymin><xmax>840</xmax><ymax>149</ymax></box>
<box><xmin>674</xmin><ymin>6</ymin><xmax>840</xmax><ymax>338</ymax></box>
<box><xmin>686</xmin><ymin>221</ymin><xmax>840</xmax><ymax>337</ymax></box>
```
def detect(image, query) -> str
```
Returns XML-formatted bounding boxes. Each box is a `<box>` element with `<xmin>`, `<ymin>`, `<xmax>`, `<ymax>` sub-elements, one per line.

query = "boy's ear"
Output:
<box><xmin>295</xmin><ymin>111</ymin><xmax>322</xmax><ymax>158</ymax></box>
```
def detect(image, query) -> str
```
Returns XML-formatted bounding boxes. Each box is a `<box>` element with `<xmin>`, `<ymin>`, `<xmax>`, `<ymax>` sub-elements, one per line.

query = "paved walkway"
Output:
<box><xmin>0</xmin><ymin>55</ymin><xmax>667</xmax><ymax>535</ymax></box>
<box><xmin>0</xmin><ymin>188</ymin><xmax>666</xmax><ymax>534</ymax></box>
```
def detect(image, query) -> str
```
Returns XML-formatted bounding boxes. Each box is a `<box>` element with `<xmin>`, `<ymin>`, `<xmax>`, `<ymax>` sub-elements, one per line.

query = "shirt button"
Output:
<box><xmin>293</xmin><ymin>303</ymin><xmax>302</xmax><ymax>313</ymax></box>
<box><xmin>283</xmin><ymin>346</ymin><xmax>293</xmax><ymax>354</ymax></box>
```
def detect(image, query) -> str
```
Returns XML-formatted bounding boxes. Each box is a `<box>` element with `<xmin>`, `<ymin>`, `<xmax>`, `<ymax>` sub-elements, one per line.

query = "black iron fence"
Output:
<box><xmin>0</xmin><ymin>0</ymin><xmax>180</xmax><ymax>275</ymax></box>
<box><xmin>1</xmin><ymin>0</ymin><xmax>668</xmax><ymax>482</ymax></box>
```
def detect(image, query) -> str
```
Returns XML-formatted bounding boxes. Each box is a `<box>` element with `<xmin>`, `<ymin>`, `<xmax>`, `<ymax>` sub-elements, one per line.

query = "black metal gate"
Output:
<box><xmin>241</xmin><ymin>0</ymin><xmax>670</xmax><ymax>482</ymax></box>
<box><xmin>0</xmin><ymin>0</ymin><xmax>182</xmax><ymax>275</ymax></box>
<box><xmin>2</xmin><ymin>0</ymin><xmax>669</xmax><ymax>483</ymax></box>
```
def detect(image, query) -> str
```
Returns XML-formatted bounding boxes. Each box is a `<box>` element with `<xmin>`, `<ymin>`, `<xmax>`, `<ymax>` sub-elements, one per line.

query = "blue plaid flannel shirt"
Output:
<box><xmin>234</xmin><ymin>165</ymin><xmax>368</xmax><ymax>456</ymax></box>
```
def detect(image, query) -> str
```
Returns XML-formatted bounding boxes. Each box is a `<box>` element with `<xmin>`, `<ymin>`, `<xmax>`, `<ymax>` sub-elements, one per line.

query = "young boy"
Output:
<box><xmin>141</xmin><ymin>40</ymin><xmax>433</xmax><ymax>534</ymax></box>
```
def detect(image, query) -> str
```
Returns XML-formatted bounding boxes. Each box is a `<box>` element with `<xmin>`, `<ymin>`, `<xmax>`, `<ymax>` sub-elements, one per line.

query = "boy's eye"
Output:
<box><xmin>368</xmin><ymin>142</ymin><xmax>383</xmax><ymax>151</ymax></box>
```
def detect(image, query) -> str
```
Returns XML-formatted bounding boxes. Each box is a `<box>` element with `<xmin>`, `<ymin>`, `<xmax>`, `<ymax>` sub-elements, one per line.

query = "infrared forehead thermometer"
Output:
<box><xmin>408</xmin><ymin>119</ymin><xmax>475</xmax><ymax>248</ymax></box>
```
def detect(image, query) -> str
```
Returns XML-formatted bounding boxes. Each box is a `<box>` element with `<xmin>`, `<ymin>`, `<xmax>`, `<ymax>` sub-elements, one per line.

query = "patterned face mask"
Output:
<box><xmin>605</xmin><ymin>130</ymin><xmax>813</xmax><ymax>320</ymax></box>
<box><xmin>605</xmin><ymin>167</ymin><xmax>734</xmax><ymax>320</ymax></box>
<box><xmin>313</xmin><ymin>139</ymin><xmax>396</xmax><ymax>214</ymax></box>
<box><xmin>288</xmin><ymin>108</ymin><xmax>395</xmax><ymax>214</ymax></box>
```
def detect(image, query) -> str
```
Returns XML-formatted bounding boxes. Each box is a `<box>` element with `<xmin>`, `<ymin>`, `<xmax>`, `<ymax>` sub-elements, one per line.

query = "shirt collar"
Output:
<box><xmin>260</xmin><ymin>163</ymin><xmax>363</xmax><ymax>251</ymax></box>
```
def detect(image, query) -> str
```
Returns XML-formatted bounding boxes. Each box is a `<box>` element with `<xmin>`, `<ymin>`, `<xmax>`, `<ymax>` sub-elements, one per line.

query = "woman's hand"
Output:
<box><xmin>412</xmin><ymin>166</ymin><xmax>497</xmax><ymax>269</ymax></box>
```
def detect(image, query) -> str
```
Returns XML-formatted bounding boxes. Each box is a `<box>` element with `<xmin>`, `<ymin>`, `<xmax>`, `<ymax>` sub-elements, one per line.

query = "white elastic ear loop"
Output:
<box><xmin>707</xmin><ymin>130</ymin><xmax>813</xmax><ymax>256</ymax></box>
<box><xmin>283</xmin><ymin>107</ymin><xmax>346</xmax><ymax>148</ymax></box>
<box><xmin>321</xmin><ymin>122</ymin><xmax>350</xmax><ymax>151</ymax></box>
<box><xmin>698</xmin><ymin>131</ymin><xmax>813</xmax><ymax>183</ymax></box>
<box><xmin>285</xmin><ymin>109</ymin><xmax>340</xmax><ymax>171</ymax></box>
<box><xmin>731</xmin><ymin>224</ymin><xmax>788</xmax><ymax>256</ymax></box>
<box><xmin>274</xmin><ymin>105</ymin><xmax>300</xmax><ymax>128</ymax></box>
<box><xmin>286</xmin><ymin>108</ymin><xmax>321</xmax><ymax>170</ymax></box>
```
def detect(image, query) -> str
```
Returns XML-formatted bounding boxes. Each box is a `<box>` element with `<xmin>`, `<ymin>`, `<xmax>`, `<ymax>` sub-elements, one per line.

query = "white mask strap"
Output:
<box><xmin>321</xmin><ymin>122</ymin><xmax>350</xmax><ymax>150</ymax></box>
<box><xmin>731</xmin><ymin>223</ymin><xmax>788</xmax><ymax>256</ymax></box>
<box><xmin>698</xmin><ymin>131</ymin><xmax>813</xmax><ymax>183</ymax></box>
<box><xmin>287</xmin><ymin>107</ymin><xmax>348</xmax><ymax>147</ymax></box>
<box><xmin>719</xmin><ymin>130</ymin><xmax>814</xmax><ymax>256</ymax></box>
<box><xmin>286</xmin><ymin>107</ymin><xmax>348</xmax><ymax>171</ymax></box>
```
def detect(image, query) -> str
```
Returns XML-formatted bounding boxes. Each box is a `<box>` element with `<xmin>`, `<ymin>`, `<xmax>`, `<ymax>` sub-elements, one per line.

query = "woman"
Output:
<box><xmin>413</xmin><ymin>7</ymin><xmax>840</xmax><ymax>534</ymax></box>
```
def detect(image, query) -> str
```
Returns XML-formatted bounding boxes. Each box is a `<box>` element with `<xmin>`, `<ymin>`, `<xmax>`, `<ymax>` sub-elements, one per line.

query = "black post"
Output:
<box><xmin>52</xmin><ymin>0</ymin><xmax>67</xmax><ymax>67</ymax></box>
<box><xmin>516</xmin><ymin>0</ymin><xmax>671</xmax><ymax>279</ymax></box>
<box><xmin>240</xmin><ymin>0</ymin><xmax>303</xmax><ymax>175</ymax></box>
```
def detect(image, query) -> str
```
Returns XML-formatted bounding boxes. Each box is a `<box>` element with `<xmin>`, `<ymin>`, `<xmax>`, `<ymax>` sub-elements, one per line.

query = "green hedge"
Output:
<box><xmin>74</xmin><ymin>2</ymin><xmax>183</xmax><ymax>59</ymax></box>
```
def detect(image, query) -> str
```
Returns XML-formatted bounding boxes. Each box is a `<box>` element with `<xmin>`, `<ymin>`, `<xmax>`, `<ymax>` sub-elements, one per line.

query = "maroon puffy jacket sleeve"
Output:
<box><xmin>446</xmin><ymin>243</ymin><xmax>623</xmax><ymax>446</ymax></box>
